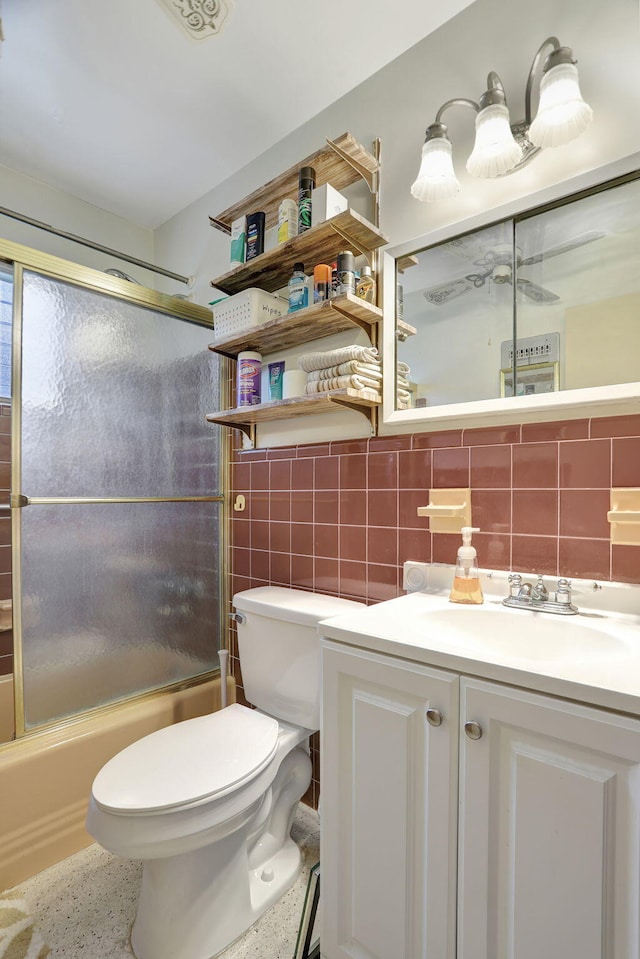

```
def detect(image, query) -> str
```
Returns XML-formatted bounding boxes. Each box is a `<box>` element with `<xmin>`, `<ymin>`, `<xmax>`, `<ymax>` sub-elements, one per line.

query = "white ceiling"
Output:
<box><xmin>0</xmin><ymin>0</ymin><xmax>475</xmax><ymax>231</ymax></box>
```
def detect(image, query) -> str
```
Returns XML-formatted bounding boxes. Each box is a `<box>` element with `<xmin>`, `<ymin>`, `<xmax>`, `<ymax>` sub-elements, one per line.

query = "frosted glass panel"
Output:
<box><xmin>21</xmin><ymin>502</ymin><xmax>220</xmax><ymax>729</ymax></box>
<box><xmin>16</xmin><ymin>271</ymin><xmax>222</xmax><ymax>731</ymax></box>
<box><xmin>0</xmin><ymin>264</ymin><xmax>12</xmax><ymax>399</ymax></box>
<box><xmin>21</xmin><ymin>272</ymin><xmax>220</xmax><ymax>497</ymax></box>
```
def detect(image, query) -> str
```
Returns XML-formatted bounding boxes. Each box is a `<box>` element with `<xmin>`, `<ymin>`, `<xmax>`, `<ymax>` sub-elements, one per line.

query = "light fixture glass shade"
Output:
<box><xmin>529</xmin><ymin>62</ymin><xmax>593</xmax><ymax>148</ymax></box>
<box><xmin>410</xmin><ymin>138</ymin><xmax>460</xmax><ymax>202</ymax></box>
<box><xmin>465</xmin><ymin>103</ymin><xmax>522</xmax><ymax>178</ymax></box>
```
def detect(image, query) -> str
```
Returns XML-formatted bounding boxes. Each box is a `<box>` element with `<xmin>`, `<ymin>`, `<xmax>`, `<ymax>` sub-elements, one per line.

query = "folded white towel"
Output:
<box><xmin>308</xmin><ymin>361</ymin><xmax>382</xmax><ymax>382</ymax></box>
<box><xmin>306</xmin><ymin>373</ymin><xmax>382</xmax><ymax>392</ymax></box>
<box><xmin>298</xmin><ymin>344</ymin><xmax>379</xmax><ymax>373</ymax></box>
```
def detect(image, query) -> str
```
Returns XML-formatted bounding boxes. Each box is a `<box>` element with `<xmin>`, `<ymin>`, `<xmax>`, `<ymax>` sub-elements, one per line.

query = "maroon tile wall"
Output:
<box><xmin>229</xmin><ymin>412</ymin><xmax>640</xmax><ymax>807</ymax></box>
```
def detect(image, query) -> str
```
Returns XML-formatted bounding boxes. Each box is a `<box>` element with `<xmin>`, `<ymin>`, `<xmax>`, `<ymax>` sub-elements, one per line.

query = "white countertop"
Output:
<box><xmin>319</xmin><ymin>566</ymin><xmax>640</xmax><ymax>716</ymax></box>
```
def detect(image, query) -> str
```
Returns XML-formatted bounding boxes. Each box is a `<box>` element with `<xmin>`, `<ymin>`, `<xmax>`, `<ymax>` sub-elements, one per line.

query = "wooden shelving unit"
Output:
<box><xmin>208</xmin><ymin>294</ymin><xmax>382</xmax><ymax>360</ymax></box>
<box><xmin>210</xmin><ymin>210</ymin><xmax>387</xmax><ymax>296</ymax></box>
<box><xmin>209</xmin><ymin>132</ymin><xmax>379</xmax><ymax>235</ymax></box>
<box><xmin>206</xmin><ymin>132</ymin><xmax>384</xmax><ymax>447</ymax></box>
<box><xmin>206</xmin><ymin>389</ymin><xmax>381</xmax><ymax>444</ymax></box>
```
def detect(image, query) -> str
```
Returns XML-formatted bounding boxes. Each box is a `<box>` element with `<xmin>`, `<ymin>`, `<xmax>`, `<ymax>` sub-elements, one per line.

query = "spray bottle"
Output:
<box><xmin>449</xmin><ymin>527</ymin><xmax>484</xmax><ymax>605</ymax></box>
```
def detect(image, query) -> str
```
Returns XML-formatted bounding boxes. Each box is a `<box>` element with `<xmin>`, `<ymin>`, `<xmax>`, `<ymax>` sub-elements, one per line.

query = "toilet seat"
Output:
<box><xmin>92</xmin><ymin>704</ymin><xmax>279</xmax><ymax>814</ymax></box>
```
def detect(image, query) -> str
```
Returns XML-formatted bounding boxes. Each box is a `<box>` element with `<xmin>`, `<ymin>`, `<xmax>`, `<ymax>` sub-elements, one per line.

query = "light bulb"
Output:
<box><xmin>466</xmin><ymin>103</ymin><xmax>522</xmax><ymax>178</ymax></box>
<box><xmin>410</xmin><ymin>137</ymin><xmax>459</xmax><ymax>202</ymax></box>
<box><xmin>529</xmin><ymin>62</ymin><xmax>593</xmax><ymax>148</ymax></box>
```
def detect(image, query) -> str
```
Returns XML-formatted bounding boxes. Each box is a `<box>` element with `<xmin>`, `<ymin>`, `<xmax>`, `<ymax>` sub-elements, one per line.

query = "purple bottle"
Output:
<box><xmin>236</xmin><ymin>351</ymin><xmax>262</xmax><ymax>406</ymax></box>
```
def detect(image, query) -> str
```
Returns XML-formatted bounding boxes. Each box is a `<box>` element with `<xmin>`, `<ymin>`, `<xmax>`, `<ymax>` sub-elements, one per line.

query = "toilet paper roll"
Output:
<box><xmin>282</xmin><ymin>370</ymin><xmax>308</xmax><ymax>399</ymax></box>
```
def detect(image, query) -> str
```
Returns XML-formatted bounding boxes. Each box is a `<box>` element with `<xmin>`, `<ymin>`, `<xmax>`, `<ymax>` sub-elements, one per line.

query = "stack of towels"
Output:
<box><xmin>298</xmin><ymin>345</ymin><xmax>382</xmax><ymax>401</ymax></box>
<box><xmin>297</xmin><ymin>345</ymin><xmax>413</xmax><ymax>407</ymax></box>
<box><xmin>396</xmin><ymin>361</ymin><xmax>412</xmax><ymax>409</ymax></box>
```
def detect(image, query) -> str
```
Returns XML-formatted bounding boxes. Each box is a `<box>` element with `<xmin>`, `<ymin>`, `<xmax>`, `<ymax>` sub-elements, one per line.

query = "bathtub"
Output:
<box><xmin>0</xmin><ymin>674</ymin><xmax>13</xmax><ymax>743</ymax></box>
<box><xmin>0</xmin><ymin>673</ymin><xmax>235</xmax><ymax>890</ymax></box>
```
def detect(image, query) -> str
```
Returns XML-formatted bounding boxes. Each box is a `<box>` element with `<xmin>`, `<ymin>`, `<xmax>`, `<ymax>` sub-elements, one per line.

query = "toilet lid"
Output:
<box><xmin>91</xmin><ymin>704</ymin><xmax>279</xmax><ymax>813</ymax></box>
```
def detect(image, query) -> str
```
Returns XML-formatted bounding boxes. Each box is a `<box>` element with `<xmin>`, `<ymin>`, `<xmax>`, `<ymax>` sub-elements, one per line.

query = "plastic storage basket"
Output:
<box><xmin>212</xmin><ymin>288</ymin><xmax>288</xmax><ymax>339</ymax></box>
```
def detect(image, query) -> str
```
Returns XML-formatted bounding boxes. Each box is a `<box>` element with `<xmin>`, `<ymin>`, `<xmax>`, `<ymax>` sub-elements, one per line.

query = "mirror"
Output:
<box><xmin>385</xmin><ymin>165</ymin><xmax>640</xmax><ymax>428</ymax></box>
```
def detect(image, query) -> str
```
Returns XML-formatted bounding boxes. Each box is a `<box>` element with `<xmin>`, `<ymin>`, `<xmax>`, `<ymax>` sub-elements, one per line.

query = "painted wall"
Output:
<box><xmin>0</xmin><ymin>164</ymin><xmax>156</xmax><ymax>284</ymax></box>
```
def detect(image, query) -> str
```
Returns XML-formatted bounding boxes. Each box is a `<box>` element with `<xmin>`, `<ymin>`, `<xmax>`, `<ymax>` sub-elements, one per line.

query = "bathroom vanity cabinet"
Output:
<box><xmin>320</xmin><ymin>639</ymin><xmax>640</xmax><ymax>959</ymax></box>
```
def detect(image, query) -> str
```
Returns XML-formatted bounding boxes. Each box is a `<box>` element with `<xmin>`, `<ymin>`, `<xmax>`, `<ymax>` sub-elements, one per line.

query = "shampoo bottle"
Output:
<box><xmin>449</xmin><ymin>527</ymin><xmax>484</xmax><ymax>605</ymax></box>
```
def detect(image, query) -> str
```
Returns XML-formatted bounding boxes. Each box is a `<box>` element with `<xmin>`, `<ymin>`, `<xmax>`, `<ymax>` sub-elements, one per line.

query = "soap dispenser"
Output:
<box><xmin>449</xmin><ymin>526</ymin><xmax>484</xmax><ymax>605</ymax></box>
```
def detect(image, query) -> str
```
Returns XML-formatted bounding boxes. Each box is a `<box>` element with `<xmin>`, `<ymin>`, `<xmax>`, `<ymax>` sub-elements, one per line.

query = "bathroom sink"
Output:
<box><xmin>319</xmin><ymin>570</ymin><xmax>640</xmax><ymax>714</ymax></box>
<box><xmin>409</xmin><ymin>602</ymin><xmax>633</xmax><ymax>663</ymax></box>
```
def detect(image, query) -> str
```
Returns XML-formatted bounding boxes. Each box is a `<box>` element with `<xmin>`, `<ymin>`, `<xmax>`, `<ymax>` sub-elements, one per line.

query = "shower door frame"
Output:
<box><xmin>0</xmin><ymin>237</ymin><xmax>229</xmax><ymax>740</ymax></box>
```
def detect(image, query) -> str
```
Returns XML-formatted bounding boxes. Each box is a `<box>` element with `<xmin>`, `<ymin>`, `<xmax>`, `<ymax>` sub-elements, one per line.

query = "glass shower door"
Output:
<box><xmin>15</xmin><ymin>270</ymin><xmax>222</xmax><ymax>732</ymax></box>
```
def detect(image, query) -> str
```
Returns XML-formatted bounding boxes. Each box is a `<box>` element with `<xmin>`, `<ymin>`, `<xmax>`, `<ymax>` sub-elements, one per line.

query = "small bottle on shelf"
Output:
<box><xmin>356</xmin><ymin>265</ymin><xmax>376</xmax><ymax>303</ymax></box>
<box><xmin>277</xmin><ymin>199</ymin><xmax>298</xmax><ymax>244</ymax></box>
<box><xmin>336</xmin><ymin>250</ymin><xmax>356</xmax><ymax>295</ymax></box>
<box><xmin>297</xmin><ymin>167</ymin><xmax>316</xmax><ymax>234</ymax></box>
<box><xmin>313</xmin><ymin>264</ymin><xmax>332</xmax><ymax>303</ymax></box>
<box><xmin>288</xmin><ymin>262</ymin><xmax>309</xmax><ymax>312</ymax></box>
<box><xmin>245</xmin><ymin>211</ymin><xmax>265</xmax><ymax>261</ymax></box>
<box><xmin>330</xmin><ymin>262</ymin><xmax>339</xmax><ymax>299</ymax></box>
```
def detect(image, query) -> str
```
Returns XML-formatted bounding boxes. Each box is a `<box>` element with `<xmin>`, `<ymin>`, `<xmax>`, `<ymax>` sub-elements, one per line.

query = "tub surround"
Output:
<box><xmin>0</xmin><ymin>675</ymin><xmax>232</xmax><ymax>890</ymax></box>
<box><xmin>0</xmin><ymin>675</ymin><xmax>13</xmax><ymax>742</ymax></box>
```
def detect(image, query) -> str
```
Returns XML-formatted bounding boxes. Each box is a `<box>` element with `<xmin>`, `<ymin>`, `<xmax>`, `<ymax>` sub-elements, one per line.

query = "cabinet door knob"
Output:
<box><xmin>426</xmin><ymin>708</ymin><xmax>443</xmax><ymax>727</ymax></box>
<box><xmin>464</xmin><ymin>720</ymin><xmax>483</xmax><ymax>740</ymax></box>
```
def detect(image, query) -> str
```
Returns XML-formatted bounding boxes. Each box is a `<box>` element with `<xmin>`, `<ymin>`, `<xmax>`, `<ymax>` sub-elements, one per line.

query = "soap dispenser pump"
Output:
<box><xmin>449</xmin><ymin>526</ymin><xmax>484</xmax><ymax>605</ymax></box>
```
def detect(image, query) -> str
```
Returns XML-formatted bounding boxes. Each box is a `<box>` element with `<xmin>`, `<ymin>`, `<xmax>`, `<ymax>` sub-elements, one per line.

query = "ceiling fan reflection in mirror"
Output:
<box><xmin>423</xmin><ymin>229</ymin><xmax>606</xmax><ymax>306</ymax></box>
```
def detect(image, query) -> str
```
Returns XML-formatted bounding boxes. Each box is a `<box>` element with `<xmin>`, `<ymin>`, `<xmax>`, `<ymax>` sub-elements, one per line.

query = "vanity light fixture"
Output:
<box><xmin>411</xmin><ymin>36</ymin><xmax>593</xmax><ymax>202</ymax></box>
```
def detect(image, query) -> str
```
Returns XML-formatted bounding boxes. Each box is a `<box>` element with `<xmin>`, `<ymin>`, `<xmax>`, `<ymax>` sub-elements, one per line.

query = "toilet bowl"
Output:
<box><xmin>86</xmin><ymin>586</ymin><xmax>363</xmax><ymax>959</ymax></box>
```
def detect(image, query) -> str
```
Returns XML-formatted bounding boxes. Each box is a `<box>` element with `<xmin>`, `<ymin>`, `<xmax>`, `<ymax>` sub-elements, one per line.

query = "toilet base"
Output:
<box><xmin>131</xmin><ymin>834</ymin><xmax>303</xmax><ymax>959</ymax></box>
<box><xmin>249</xmin><ymin>834</ymin><xmax>303</xmax><ymax>919</ymax></box>
<box><xmin>130</xmin><ymin>744</ymin><xmax>311</xmax><ymax>959</ymax></box>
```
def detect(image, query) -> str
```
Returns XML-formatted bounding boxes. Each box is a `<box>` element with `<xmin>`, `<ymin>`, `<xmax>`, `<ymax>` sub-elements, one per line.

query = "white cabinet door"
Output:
<box><xmin>320</xmin><ymin>640</ymin><xmax>459</xmax><ymax>959</ymax></box>
<box><xmin>458</xmin><ymin>677</ymin><xmax>640</xmax><ymax>959</ymax></box>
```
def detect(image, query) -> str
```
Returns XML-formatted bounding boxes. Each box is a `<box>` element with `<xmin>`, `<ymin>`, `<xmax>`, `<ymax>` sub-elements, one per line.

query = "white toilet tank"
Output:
<box><xmin>232</xmin><ymin>587</ymin><xmax>364</xmax><ymax>730</ymax></box>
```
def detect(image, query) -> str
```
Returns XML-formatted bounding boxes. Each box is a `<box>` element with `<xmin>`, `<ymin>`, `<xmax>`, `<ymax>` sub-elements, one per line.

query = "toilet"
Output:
<box><xmin>86</xmin><ymin>586</ymin><xmax>363</xmax><ymax>959</ymax></box>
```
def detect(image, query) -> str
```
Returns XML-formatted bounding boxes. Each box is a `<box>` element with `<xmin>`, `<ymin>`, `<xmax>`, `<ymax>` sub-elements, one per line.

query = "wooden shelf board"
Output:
<box><xmin>210</xmin><ymin>133</ymin><xmax>379</xmax><ymax>233</ymax></box>
<box><xmin>397</xmin><ymin>254</ymin><xmax>419</xmax><ymax>273</ymax></box>
<box><xmin>397</xmin><ymin>318</ymin><xmax>417</xmax><ymax>339</ymax></box>
<box><xmin>208</xmin><ymin>294</ymin><xmax>382</xmax><ymax>359</ymax></box>
<box><xmin>206</xmin><ymin>387</ymin><xmax>380</xmax><ymax>427</ymax></box>
<box><xmin>211</xmin><ymin>210</ymin><xmax>388</xmax><ymax>295</ymax></box>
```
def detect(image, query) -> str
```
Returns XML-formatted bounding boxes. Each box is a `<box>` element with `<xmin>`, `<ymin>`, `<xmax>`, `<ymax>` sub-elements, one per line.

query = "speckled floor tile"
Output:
<box><xmin>8</xmin><ymin>804</ymin><xmax>319</xmax><ymax>959</ymax></box>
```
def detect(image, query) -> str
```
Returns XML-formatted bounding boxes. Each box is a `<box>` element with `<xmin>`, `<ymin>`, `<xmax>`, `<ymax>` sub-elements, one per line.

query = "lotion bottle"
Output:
<box><xmin>449</xmin><ymin>527</ymin><xmax>484</xmax><ymax>605</ymax></box>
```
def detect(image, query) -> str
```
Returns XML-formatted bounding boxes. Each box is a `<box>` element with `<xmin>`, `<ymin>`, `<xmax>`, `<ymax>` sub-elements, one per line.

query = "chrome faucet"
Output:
<box><xmin>503</xmin><ymin>573</ymin><xmax>578</xmax><ymax>615</ymax></box>
<box><xmin>531</xmin><ymin>574</ymin><xmax>549</xmax><ymax>602</ymax></box>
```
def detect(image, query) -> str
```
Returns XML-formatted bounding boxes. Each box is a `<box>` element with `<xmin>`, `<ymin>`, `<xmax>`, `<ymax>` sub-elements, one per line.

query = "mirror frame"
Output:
<box><xmin>382</xmin><ymin>152</ymin><xmax>640</xmax><ymax>433</ymax></box>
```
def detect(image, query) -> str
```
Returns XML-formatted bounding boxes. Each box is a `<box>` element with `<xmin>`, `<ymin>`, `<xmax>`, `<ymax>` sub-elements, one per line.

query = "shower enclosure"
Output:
<box><xmin>1</xmin><ymin>238</ymin><xmax>224</xmax><ymax>739</ymax></box>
